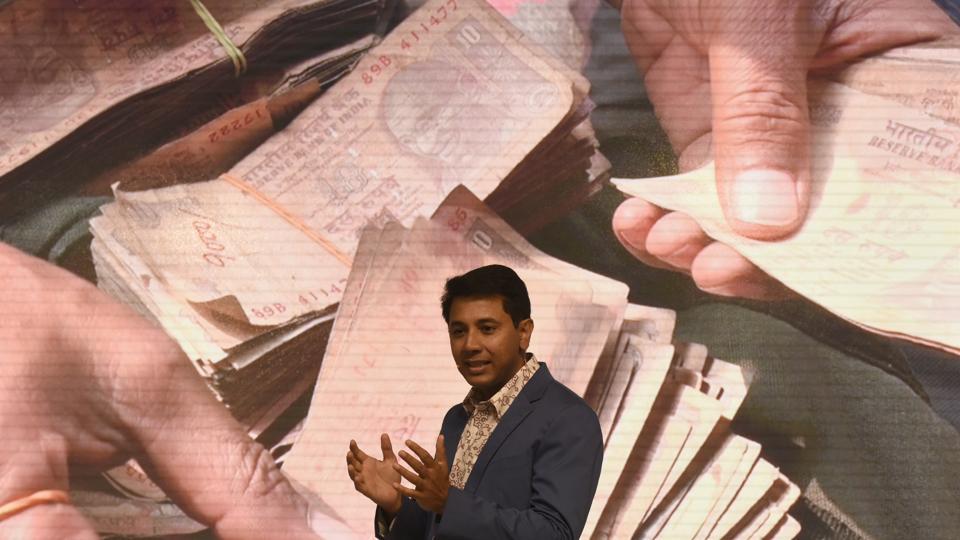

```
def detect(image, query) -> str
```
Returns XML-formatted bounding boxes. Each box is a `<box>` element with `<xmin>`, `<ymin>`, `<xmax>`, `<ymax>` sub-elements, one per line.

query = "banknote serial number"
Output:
<box><xmin>207</xmin><ymin>108</ymin><xmax>266</xmax><ymax>143</ymax></box>
<box><xmin>247</xmin><ymin>279</ymin><xmax>347</xmax><ymax>320</ymax></box>
<box><xmin>398</xmin><ymin>0</ymin><xmax>459</xmax><ymax>52</ymax></box>
<box><xmin>361</xmin><ymin>55</ymin><xmax>393</xmax><ymax>85</ymax></box>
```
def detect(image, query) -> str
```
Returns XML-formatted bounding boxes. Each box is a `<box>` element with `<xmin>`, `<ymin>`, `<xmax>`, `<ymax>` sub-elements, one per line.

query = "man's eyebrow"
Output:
<box><xmin>448</xmin><ymin>318</ymin><xmax>501</xmax><ymax>326</ymax></box>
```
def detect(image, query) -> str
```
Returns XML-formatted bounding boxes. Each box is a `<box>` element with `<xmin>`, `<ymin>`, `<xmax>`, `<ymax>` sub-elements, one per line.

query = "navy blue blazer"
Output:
<box><xmin>376</xmin><ymin>363</ymin><xmax>603</xmax><ymax>539</ymax></box>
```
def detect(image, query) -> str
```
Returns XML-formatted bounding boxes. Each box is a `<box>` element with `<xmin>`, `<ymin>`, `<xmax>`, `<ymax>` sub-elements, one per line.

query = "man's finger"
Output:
<box><xmin>435</xmin><ymin>435</ymin><xmax>446</xmax><ymax>466</ymax></box>
<box><xmin>380</xmin><ymin>433</ymin><xmax>396</xmax><ymax>462</ymax></box>
<box><xmin>119</xmin><ymin>341</ymin><xmax>316</xmax><ymax>539</ymax></box>
<box><xmin>350</xmin><ymin>440</ymin><xmax>370</xmax><ymax>463</ymax></box>
<box><xmin>611</xmin><ymin>198</ymin><xmax>677</xmax><ymax>271</ymax></box>
<box><xmin>691</xmin><ymin>242</ymin><xmax>794</xmax><ymax>300</ymax></box>
<box><xmin>708</xmin><ymin>0</ymin><xmax>818</xmax><ymax>240</ymax></box>
<box><xmin>405</xmin><ymin>440</ymin><xmax>435</xmax><ymax>467</ymax></box>
<box><xmin>397</xmin><ymin>450</ymin><xmax>427</xmax><ymax>476</ymax></box>
<box><xmin>393</xmin><ymin>483</ymin><xmax>418</xmax><ymax>500</ymax></box>
<box><xmin>645</xmin><ymin>211</ymin><xmax>712</xmax><ymax>271</ymax></box>
<box><xmin>346</xmin><ymin>450</ymin><xmax>360</xmax><ymax>469</ymax></box>
<box><xmin>393</xmin><ymin>463</ymin><xmax>423</xmax><ymax>487</ymax></box>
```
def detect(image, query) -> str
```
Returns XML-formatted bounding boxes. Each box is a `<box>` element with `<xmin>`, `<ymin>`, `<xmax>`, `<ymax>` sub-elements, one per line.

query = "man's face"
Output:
<box><xmin>447</xmin><ymin>295</ymin><xmax>533</xmax><ymax>401</ymax></box>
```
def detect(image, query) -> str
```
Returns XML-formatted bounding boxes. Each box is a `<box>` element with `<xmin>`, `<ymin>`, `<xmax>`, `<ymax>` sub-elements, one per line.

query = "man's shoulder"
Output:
<box><xmin>528</xmin><ymin>370</ymin><xmax>603</xmax><ymax>456</ymax></box>
<box><xmin>534</xmin><ymin>365</ymin><xmax>600</xmax><ymax>426</ymax></box>
<box><xmin>544</xmin><ymin>376</ymin><xmax>598</xmax><ymax>416</ymax></box>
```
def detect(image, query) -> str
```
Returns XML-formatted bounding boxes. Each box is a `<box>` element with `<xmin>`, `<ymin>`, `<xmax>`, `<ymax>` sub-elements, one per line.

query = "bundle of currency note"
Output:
<box><xmin>0</xmin><ymin>0</ymin><xmax>393</xmax><ymax>218</ymax></box>
<box><xmin>272</xmin><ymin>186</ymin><xmax>799</xmax><ymax>539</ymax></box>
<box><xmin>89</xmin><ymin>182</ymin><xmax>340</xmax><ymax>431</ymax></box>
<box><xmin>89</xmin><ymin>0</ymin><xmax>608</xmax><ymax>417</ymax></box>
<box><xmin>397</xmin><ymin>0</ymin><xmax>610</xmax><ymax>237</ymax></box>
<box><xmin>79</xmin><ymin>34</ymin><xmax>380</xmax><ymax>197</ymax></box>
<box><xmin>615</xmin><ymin>46</ymin><xmax>960</xmax><ymax>355</ymax></box>
<box><xmin>584</xmin><ymin>339</ymin><xmax>800</xmax><ymax>540</ymax></box>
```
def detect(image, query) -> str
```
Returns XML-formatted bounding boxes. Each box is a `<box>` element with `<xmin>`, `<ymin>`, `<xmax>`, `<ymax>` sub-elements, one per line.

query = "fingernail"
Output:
<box><xmin>616</xmin><ymin>228</ymin><xmax>644</xmax><ymax>251</ymax></box>
<box><xmin>730</xmin><ymin>169</ymin><xmax>798</xmax><ymax>226</ymax></box>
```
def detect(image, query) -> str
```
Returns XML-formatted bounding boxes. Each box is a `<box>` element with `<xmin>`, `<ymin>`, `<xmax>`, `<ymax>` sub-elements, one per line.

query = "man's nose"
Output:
<box><xmin>463</xmin><ymin>329</ymin><xmax>482</xmax><ymax>351</ymax></box>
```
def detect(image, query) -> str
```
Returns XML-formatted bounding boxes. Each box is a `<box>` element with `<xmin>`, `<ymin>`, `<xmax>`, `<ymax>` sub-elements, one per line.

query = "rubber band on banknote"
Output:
<box><xmin>220</xmin><ymin>173</ymin><xmax>354</xmax><ymax>267</ymax></box>
<box><xmin>0</xmin><ymin>490</ymin><xmax>71</xmax><ymax>521</ymax></box>
<box><xmin>190</xmin><ymin>0</ymin><xmax>248</xmax><ymax>76</ymax></box>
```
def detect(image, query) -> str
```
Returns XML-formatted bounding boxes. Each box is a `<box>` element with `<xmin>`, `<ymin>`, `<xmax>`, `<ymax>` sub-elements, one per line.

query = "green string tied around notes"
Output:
<box><xmin>190</xmin><ymin>0</ymin><xmax>248</xmax><ymax>77</ymax></box>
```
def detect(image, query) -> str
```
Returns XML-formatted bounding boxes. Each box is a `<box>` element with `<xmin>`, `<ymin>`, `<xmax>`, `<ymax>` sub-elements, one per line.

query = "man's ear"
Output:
<box><xmin>518</xmin><ymin>319</ymin><xmax>533</xmax><ymax>351</ymax></box>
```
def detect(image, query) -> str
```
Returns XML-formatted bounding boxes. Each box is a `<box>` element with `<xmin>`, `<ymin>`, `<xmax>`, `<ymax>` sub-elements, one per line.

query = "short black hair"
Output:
<box><xmin>441</xmin><ymin>264</ymin><xmax>531</xmax><ymax>326</ymax></box>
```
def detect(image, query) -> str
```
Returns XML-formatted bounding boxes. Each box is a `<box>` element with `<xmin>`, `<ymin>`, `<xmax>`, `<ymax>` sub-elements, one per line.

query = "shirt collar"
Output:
<box><xmin>463</xmin><ymin>353</ymin><xmax>540</xmax><ymax>419</ymax></box>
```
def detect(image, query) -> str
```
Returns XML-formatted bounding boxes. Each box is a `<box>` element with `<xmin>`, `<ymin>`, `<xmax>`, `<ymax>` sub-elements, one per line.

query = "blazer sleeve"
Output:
<box><xmin>375</xmin><ymin>497</ymin><xmax>431</xmax><ymax>540</ymax></box>
<box><xmin>435</xmin><ymin>403</ymin><xmax>604</xmax><ymax>540</ymax></box>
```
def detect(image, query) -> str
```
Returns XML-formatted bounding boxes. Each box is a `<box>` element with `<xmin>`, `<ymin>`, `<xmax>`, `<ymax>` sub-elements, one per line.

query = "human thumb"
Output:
<box><xmin>708</xmin><ymin>1</ymin><xmax>821</xmax><ymax>240</ymax></box>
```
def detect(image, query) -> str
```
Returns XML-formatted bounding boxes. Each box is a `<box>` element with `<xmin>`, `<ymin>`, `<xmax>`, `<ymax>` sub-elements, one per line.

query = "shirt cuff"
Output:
<box><xmin>375</xmin><ymin>503</ymin><xmax>400</xmax><ymax>539</ymax></box>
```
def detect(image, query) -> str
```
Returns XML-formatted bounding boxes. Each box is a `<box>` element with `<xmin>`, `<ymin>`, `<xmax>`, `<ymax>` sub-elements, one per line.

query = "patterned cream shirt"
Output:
<box><xmin>448</xmin><ymin>354</ymin><xmax>541</xmax><ymax>490</ymax></box>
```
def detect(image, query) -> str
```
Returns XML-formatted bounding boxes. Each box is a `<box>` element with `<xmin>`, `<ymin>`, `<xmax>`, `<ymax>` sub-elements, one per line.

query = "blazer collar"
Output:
<box><xmin>462</xmin><ymin>364</ymin><xmax>554</xmax><ymax>493</ymax></box>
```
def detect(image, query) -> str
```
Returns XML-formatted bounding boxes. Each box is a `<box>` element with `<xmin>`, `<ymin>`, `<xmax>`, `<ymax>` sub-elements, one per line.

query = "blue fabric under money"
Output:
<box><xmin>936</xmin><ymin>0</ymin><xmax>960</xmax><ymax>25</ymax></box>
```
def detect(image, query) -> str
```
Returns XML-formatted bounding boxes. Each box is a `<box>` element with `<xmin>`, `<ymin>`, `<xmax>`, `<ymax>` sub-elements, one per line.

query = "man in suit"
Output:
<box><xmin>346</xmin><ymin>264</ymin><xmax>603</xmax><ymax>539</ymax></box>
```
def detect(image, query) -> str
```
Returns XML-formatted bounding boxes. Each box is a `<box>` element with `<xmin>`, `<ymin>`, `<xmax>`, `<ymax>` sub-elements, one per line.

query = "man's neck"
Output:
<box><xmin>473</xmin><ymin>354</ymin><xmax>529</xmax><ymax>401</ymax></box>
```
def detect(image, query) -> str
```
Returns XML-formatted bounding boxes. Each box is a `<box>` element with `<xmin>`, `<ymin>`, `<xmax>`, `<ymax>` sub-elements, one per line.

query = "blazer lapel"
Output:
<box><xmin>463</xmin><ymin>365</ymin><xmax>553</xmax><ymax>493</ymax></box>
<box><xmin>443</xmin><ymin>408</ymin><xmax>468</xmax><ymax>469</ymax></box>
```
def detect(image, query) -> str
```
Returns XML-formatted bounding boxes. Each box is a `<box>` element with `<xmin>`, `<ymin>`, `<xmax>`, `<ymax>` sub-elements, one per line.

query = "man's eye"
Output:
<box><xmin>450</xmin><ymin>329</ymin><xmax>465</xmax><ymax>337</ymax></box>
<box><xmin>481</xmin><ymin>326</ymin><xmax>495</xmax><ymax>334</ymax></box>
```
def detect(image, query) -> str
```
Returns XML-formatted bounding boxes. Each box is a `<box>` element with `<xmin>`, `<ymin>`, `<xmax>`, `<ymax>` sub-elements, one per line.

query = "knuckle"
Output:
<box><xmin>716</xmin><ymin>86</ymin><xmax>807</xmax><ymax>144</ymax></box>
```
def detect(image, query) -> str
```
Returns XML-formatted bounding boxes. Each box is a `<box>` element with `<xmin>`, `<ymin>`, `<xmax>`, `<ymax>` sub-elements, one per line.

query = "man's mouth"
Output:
<box><xmin>463</xmin><ymin>360</ymin><xmax>490</xmax><ymax>374</ymax></box>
